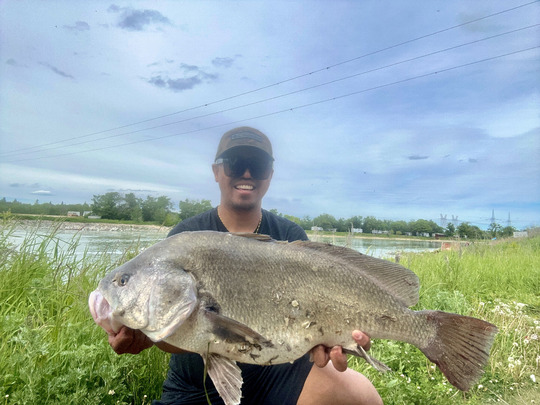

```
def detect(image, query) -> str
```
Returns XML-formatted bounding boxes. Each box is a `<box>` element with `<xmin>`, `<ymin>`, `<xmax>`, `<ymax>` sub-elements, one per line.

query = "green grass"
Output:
<box><xmin>1</xmin><ymin>219</ymin><xmax>539</xmax><ymax>404</ymax></box>
<box><xmin>350</xmin><ymin>237</ymin><xmax>540</xmax><ymax>404</ymax></box>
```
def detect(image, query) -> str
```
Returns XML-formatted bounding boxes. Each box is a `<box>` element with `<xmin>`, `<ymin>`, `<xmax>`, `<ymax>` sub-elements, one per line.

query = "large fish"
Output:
<box><xmin>89</xmin><ymin>231</ymin><xmax>497</xmax><ymax>404</ymax></box>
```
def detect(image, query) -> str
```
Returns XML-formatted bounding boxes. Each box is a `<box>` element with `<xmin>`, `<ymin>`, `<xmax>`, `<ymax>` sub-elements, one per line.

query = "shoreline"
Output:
<box><xmin>7</xmin><ymin>219</ymin><xmax>472</xmax><ymax>247</ymax></box>
<box><xmin>9</xmin><ymin>219</ymin><xmax>172</xmax><ymax>233</ymax></box>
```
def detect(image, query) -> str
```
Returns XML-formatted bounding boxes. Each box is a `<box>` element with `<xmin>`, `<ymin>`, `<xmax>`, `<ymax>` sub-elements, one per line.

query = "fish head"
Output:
<box><xmin>89</xmin><ymin>254</ymin><xmax>198</xmax><ymax>342</ymax></box>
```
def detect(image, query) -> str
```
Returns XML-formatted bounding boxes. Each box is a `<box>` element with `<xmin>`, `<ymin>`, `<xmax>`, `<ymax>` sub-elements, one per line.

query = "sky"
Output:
<box><xmin>1</xmin><ymin>1</ymin><xmax>539</xmax><ymax>230</ymax></box>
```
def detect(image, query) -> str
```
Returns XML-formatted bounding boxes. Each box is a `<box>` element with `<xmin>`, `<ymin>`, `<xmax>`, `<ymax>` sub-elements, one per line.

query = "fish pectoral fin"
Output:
<box><xmin>204</xmin><ymin>310</ymin><xmax>273</xmax><ymax>347</ymax></box>
<box><xmin>204</xmin><ymin>353</ymin><xmax>242</xmax><ymax>405</ymax></box>
<box><xmin>343</xmin><ymin>344</ymin><xmax>391</xmax><ymax>373</ymax></box>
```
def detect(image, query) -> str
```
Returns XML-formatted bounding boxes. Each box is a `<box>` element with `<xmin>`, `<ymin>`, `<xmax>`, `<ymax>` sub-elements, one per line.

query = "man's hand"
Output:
<box><xmin>108</xmin><ymin>326</ymin><xmax>154</xmax><ymax>354</ymax></box>
<box><xmin>311</xmin><ymin>330</ymin><xmax>371</xmax><ymax>372</ymax></box>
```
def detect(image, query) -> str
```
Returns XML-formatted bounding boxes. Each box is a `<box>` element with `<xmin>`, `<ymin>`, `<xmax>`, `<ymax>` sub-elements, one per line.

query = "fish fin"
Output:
<box><xmin>204</xmin><ymin>353</ymin><xmax>243</xmax><ymax>405</ymax></box>
<box><xmin>204</xmin><ymin>310</ymin><xmax>273</xmax><ymax>347</ymax></box>
<box><xmin>230</xmin><ymin>232</ymin><xmax>274</xmax><ymax>241</ymax></box>
<box><xmin>343</xmin><ymin>345</ymin><xmax>391</xmax><ymax>372</ymax></box>
<box><xmin>418</xmin><ymin>310</ymin><xmax>498</xmax><ymax>391</ymax></box>
<box><xmin>290</xmin><ymin>241</ymin><xmax>420</xmax><ymax>307</ymax></box>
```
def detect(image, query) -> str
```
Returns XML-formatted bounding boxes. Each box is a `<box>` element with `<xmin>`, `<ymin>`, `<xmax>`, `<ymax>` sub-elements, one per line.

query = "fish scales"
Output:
<box><xmin>179</xmin><ymin>233</ymin><xmax>432</xmax><ymax>349</ymax></box>
<box><xmin>89</xmin><ymin>231</ymin><xmax>498</xmax><ymax>405</ymax></box>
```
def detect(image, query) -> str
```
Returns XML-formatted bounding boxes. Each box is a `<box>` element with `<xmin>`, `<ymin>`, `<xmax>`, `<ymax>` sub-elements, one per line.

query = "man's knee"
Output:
<box><xmin>297</xmin><ymin>363</ymin><xmax>382</xmax><ymax>405</ymax></box>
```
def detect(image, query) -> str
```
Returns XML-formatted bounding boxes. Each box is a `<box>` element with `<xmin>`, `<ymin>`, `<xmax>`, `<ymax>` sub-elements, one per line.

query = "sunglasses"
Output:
<box><xmin>215</xmin><ymin>156</ymin><xmax>273</xmax><ymax>180</ymax></box>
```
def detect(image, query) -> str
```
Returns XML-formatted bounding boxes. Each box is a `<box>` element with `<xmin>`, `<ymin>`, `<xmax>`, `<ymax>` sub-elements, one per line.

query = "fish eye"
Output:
<box><xmin>116</xmin><ymin>274</ymin><xmax>130</xmax><ymax>287</ymax></box>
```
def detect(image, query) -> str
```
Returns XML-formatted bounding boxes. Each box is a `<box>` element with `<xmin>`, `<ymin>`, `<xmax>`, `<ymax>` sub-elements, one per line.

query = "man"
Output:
<box><xmin>108</xmin><ymin>127</ymin><xmax>382</xmax><ymax>404</ymax></box>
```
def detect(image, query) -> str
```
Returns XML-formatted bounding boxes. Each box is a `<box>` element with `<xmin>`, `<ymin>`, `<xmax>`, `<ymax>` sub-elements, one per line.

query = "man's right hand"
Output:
<box><xmin>108</xmin><ymin>326</ymin><xmax>154</xmax><ymax>354</ymax></box>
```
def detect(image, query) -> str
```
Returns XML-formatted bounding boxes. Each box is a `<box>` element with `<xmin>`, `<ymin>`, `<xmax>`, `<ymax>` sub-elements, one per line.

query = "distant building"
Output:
<box><xmin>83</xmin><ymin>211</ymin><xmax>92</xmax><ymax>217</ymax></box>
<box><xmin>513</xmin><ymin>231</ymin><xmax>528</xmax><ymax>238</ymax></box>
<box><xmin>351</xmin><ymin>228</ymin><xmax>363</xmax><ymax>234</ymax></box>
<box><xmin>67</xmin><ymin>211</ymin><xmax>81</xmax><ymax>217</ymax></box>
<box><xmin>311</xmin><ymin>226</ymin><xmax>323</xmax><ymax>231</ymax></box>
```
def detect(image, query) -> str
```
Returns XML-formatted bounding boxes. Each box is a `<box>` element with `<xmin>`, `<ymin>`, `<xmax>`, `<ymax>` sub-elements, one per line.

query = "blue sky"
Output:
<box><xmin>0</xmin><ymin>1</ymin><xmax>539</xmax><ymax>230</ymax></box>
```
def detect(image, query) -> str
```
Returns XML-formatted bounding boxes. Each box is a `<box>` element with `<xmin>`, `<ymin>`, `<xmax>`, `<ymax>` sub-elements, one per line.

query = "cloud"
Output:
<box><xmin>212</xmin><ymin>56</ymin><xmax>238</xmax><ymax>68</ymax></box>
<box><xmin>31</xmin><ymin>190</ymin><xmax>53</xmax><ymax>196</ymax></box>
<box><xmin>108</xmin><ymin>5</ymin><xmax>171</xmax><ymax>31</ymax></box>
<box><xmin>407</xmin><ymin>155</ymin><xmax>429</xmax><ymax>160</ymax></box>
<box><xmin>63</xmin><ymin>21</ymin><xmax>90</xmax><ymax>32</ymax></box>
<box><xmin>146</xmin><ymin>65</ymin><xmax>218</xmax><ymax>92</ymax></box>
<box><xmin>39</xmin><ymin>62</ymin><xmax>74</xmax><ymax>79</ymax></box>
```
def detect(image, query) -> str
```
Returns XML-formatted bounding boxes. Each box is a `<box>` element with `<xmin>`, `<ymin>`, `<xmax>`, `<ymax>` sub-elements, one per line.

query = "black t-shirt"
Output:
<box><xmin>154</xmin><ymin>208</ymin><xmax>311</xmax><ymax>405</ymax></box>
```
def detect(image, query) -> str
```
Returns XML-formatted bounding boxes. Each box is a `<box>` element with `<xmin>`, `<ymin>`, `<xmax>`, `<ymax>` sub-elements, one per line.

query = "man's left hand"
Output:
<box><xmin>311</xmin><ymin>330</ymin><xmax>371</xmax><ymax>372</ymax></box>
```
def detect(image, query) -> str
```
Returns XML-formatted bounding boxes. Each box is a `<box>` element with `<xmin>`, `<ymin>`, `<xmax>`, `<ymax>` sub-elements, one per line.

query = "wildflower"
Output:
<box><xmin>531</xmin><ymin>374</ymin><xmax>536</xmax><ymax>383</ymax></box>
<box><xmin>478</xmin><ymin>384</ymin><xmax>484</xmax><ymax>389</ymax></box>
<box><xmin>108</xmin><ymin>390</ymin><xmax>115</xmax><ymax>395</ymax></box>
<box><xmin>531</xmin><ymin>334</ymin><xmax>538</xmax><ymax>340</ymax></box>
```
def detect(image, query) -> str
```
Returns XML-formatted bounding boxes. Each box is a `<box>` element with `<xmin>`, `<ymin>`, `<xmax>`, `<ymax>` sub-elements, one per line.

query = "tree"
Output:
<box><xmin>142</xmin><ymin>196</ymin><xmax>173</xmax><ymax>223</ymax></box>
<box><xmin>124</xmin><ymin>193</ymin><xmax>142</xmax><ymax>222</ymax></box>
<box><xmin>91</xmin><ymin>192</ymin><xmax>124</xmax><ymax>219</ymax></box>
<box><xmin>501</xmin><ymin>226</ymin><xmax>516</xmax><ymax>238</ymax></box>
<box><xmin>179</xmin><ymin>199</ymin><xmax>212</xmax><ymax>221</ymax></box>
<box><xmin>445</xmin><ymin>223</ymin><xmax>456</xmax><ymax>237</ymax></box>
<box><xmin>362</xmin><ymin>216</ymin><xmax>383</xmax><ymax>234</ymax></box>
<box><xmin>457</xmin><ymin>222</ymin><xmax>484</xmax><ymax>239</ymax></box>
<box><xmin>488</xmin><ymin>222</ymin><xmax>503</xmax><ymax>239</ymax></box>
<box><xmin>313</xmin><ymin>213</ymin><xmax>338</xmax><ymax>231</ymax></box>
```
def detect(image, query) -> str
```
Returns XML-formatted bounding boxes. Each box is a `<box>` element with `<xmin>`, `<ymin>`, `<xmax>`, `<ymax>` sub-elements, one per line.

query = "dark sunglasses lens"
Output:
<box><xmin>224</xmin><ymin>157</ymin><xmax>271</xmax><ymax>180</ymax></box>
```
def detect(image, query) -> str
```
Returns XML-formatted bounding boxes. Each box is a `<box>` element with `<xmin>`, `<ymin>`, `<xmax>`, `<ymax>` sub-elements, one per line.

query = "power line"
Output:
<box><xmin>1</xmin><ymin>1</ymin><xmax>537</xmax><ymax>157</ymax></box>
<box><xmin>2</xmin><ymin>23</ymin><xmax>538</xmax><ymax>160</ymax></box>
<box><xmin>4</xmin><ymin>45</ymin><xmax>538</xmax><ymax>163</ymax></box>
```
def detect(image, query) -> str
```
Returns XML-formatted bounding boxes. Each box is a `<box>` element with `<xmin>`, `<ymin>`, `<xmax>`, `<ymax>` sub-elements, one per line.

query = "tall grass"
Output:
<box><xmin>350</xmin><ymin>237</ymin><xmax>540</xmax><ymax>404</ymax></box>
<box><xmin>0</xmin><ymin>219</ymin><xmax>170</xmax><ymax>404</ymax></box>
<box><xmin>1</xmin><ymin>219</ymin><xmax>538</xmax><ymax>404</ymax></box>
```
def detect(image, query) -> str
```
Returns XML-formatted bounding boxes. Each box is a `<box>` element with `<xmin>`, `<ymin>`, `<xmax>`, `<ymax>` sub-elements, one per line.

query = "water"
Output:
<box><xmin>6</xmin><ymin>227</ymin><xmax>168</xmax><ymax>259</ymax></box>
<box><xmin>309</xmin><ymin>234</ymin><xmax>441</xmax><ymax>258</ymax></box>
<box><xmin>5</xmin><ymin>225</ymin><xmax>441</xmax><ymax>260</ymax></box>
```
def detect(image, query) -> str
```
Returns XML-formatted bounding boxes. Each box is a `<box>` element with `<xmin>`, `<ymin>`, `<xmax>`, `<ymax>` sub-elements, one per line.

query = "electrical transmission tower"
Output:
<box><xmin>440</xmin><ymin>214</ymin><xmax>447</xmax><ymax>228</ymax></box>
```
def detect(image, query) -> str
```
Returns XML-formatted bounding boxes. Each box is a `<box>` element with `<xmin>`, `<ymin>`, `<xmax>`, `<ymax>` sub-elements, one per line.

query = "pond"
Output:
<box><xmin>4</xmin><ymin>225</ymin><xmax>441</xmax><ymax>260</ymax></box>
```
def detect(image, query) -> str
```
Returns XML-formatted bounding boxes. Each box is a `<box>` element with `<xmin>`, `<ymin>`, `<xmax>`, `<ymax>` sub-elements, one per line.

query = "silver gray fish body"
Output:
<box><xmin>89</xmin><ymin>231</ymin><xmax>497</xmax><ymax>405</ymax></box>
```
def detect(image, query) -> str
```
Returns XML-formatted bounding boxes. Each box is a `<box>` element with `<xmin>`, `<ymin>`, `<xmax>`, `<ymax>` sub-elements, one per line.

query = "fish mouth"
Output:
<box><xmin>88</xmin><ymin>290</ymin><xmax>122</xmax><ymax>334</ymax></box>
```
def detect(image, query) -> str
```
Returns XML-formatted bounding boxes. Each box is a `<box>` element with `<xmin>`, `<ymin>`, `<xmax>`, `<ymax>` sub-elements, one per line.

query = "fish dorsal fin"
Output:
<box><xmin>204</xmin><ymin>353</ymin><xmax>242</xmax><ymax>405</ymax></box>
<box><xmin>291</xmin><ymin>241</ymin><xmax>420</xmax><ymax>307</ymax></box>
<box><xmin>230</xmin><ymin>232</ymin><xmax>274</xmax><ymax>242</ymax></box>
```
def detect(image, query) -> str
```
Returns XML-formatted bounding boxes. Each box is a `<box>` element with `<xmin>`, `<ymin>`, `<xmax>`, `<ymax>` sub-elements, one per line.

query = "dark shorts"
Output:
<box><xmin>152</xmin><ymin>353</ymin><xmax>313</xmax><ymax>405</ymax></box>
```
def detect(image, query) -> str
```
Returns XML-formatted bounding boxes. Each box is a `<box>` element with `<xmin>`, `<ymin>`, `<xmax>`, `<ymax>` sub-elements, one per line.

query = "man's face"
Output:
<box><xmin>212</xmin><ymin>147</ymin><xmax>274</xmax><ymax>211</ymax></box>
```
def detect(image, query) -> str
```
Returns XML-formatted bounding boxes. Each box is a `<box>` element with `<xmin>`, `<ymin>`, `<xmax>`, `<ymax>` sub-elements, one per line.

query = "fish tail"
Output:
<box><xmin>418</xmin><ymin>310</ymin><xmax>498</xmax><ymax>391</ymax></box>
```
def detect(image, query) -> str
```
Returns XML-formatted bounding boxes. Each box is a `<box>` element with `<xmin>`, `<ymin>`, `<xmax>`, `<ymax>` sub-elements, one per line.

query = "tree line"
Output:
<box><xmin>1</xmin><ymin>194</ymin><xmax>517</xmax><ymax>239</ymax></box>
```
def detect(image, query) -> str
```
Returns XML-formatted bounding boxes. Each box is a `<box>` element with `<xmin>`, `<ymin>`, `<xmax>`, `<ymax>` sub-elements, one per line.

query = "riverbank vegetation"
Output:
<box><xmin>1</xmin><ymin>220</ymin><xmax>538</xmax><ymax>404</ymax></box>
<box><xmin>1</xmin><ymin>195</ymin><xmax>523</xmax><ymax>239</ymax></box>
